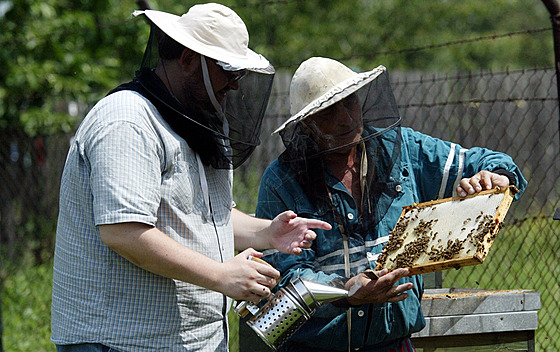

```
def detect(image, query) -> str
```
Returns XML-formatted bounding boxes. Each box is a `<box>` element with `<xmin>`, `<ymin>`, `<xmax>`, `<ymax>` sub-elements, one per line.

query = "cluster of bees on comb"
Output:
<box><xmin>376</xmin><ymin>202</ymin><xmax>503</xmax><ymax>270</ymax></box>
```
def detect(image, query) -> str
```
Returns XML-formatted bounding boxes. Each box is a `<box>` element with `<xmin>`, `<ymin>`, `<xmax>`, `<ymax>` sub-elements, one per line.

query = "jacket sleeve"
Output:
<box><xmin>402</xmin><ymin>127</ymin><xmax>527</xmax><ymax>201</ymax></box>
<box><xmin>256</xmin><ymin>162</ymin><xmax>350</xmax><ymax>317</ymax></box>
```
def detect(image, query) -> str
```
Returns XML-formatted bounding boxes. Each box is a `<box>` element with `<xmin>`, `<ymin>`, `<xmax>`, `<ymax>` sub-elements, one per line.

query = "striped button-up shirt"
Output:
<box><xmin>51</xmin><ymin>90</ymin><xmax>234</xmax><ymax>351</ymax></box>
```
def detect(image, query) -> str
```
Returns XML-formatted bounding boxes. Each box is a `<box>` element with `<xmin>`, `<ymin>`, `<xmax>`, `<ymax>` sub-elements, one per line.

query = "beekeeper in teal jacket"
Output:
<box><xmin>255</xmin><ymin>57</ymin><xmax>527</xmax><ymax>352</ymax></box>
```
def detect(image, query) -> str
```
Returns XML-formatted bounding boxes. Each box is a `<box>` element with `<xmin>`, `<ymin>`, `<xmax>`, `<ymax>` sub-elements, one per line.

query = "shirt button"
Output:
<box><xmin>357</xmin><ymin>310</ymin><xmax>365</xmax><ymax>317</ymax></box>
<box><xmin>347</xmin><ymin>213</ymin><xmax>354</xmax><ymax>220</ymax></box>
<box><xmin>395</xmin><ymin>184</ymin><xmax>402</xmax><ymax>192</ymax></box>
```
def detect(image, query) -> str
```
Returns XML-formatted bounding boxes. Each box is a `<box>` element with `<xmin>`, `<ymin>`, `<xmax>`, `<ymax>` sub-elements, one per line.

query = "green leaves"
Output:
<box><xmin>0</xmin><ymin>0</ymin><xmax>554</xmax><ymax>135</ymax></box>
<box><xmin>20</xmin><ymin>108</ymin><xmax>77</xmax><ymax>136</ymax></box>
<box><xmin>0</xmin><ymin>0</ymin><xmax>145</xmax><ymax>133</ymax></box>
<box><xmin>238</xmin><ymin>0</ymin><xmax>552</xmax><ymax>71</ymax></box>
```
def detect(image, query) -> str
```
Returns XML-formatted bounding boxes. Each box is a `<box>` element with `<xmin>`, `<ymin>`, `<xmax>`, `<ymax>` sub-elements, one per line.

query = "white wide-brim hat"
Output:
<box><xmin>274</xmin><ymin>57</ymin><xmax>386</xmax><ymax>134</ymax></box>
<box><xmin>133</xmin><ymin>3</ymin><xmax>270</xmax><ymax>71</ymax></box>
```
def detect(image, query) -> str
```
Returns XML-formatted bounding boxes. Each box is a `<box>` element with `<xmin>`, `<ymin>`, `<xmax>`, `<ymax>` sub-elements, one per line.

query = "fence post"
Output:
<box><xmin>542</xmin><ymin>0</ymin><xmax>560</xmax><ymax>148</ymax></box>
<box><xmin>542</xmin><ymin>0</ymin><xmax>560</xmax><ymax>219</ymax></box>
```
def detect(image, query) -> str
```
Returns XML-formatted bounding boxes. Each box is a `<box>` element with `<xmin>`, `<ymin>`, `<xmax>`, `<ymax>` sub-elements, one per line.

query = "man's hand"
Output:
<box><xmin>344</xmin><ymin>268</ymin><xmax>413</xmax><ymax>305</ymax></box>
<box><xmin>99</xmin><ymin>223</ymin><xmax>278</xmax><ymax>302</ymax></box>
<box><xmin>457</xmin><ymin>170</ymin><xmax>510</xmax><ymax>197</ymax></box>
<box><xmin>219</xmin><ymin>249</ymin><xmax>280</xmax><ymax>303</ymax></box>
<box><xmin>269</xmin><ymin>211</ymin><xmax>332</xmax><ymax>255</ymax></box>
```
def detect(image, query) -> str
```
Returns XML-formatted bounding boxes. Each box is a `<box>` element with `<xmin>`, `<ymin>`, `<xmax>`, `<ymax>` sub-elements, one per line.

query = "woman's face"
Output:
<box><xmin>305</xmin><ymin>94</ymin><xmax>363</xmax><ymax>152</ymax></box>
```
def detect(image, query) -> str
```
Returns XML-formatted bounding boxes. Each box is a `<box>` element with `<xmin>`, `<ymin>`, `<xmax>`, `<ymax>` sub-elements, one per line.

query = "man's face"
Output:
<box><xmin>207</xmin><ymin>59</ymin><xmax>246</xmax><ymax>103</ymax></box>
<box><xmin>305</xmin><ymin>94</ymin><xmax>363</xmax><ymax>151</ymax></box>
<box><xmin>179</xmin><ymin>55</ymin><xmax>245</xmax><ymax>110</ymax></box>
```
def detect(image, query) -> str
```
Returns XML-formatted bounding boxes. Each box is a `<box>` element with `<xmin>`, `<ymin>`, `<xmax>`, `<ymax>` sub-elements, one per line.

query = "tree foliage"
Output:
<box><xmin>0</xmin><ymin>0</ymin><xmax>554</xmax><ymax>133</ymax></box>
<box><xmin>0</xmin><ymin>0</ymin><xmax>147</xmax><ymax>134</ymax></box>
<box><xmin>229</xmin><ymin>0</ymin><xmax>553</xmax><ymax>71</ymax></box>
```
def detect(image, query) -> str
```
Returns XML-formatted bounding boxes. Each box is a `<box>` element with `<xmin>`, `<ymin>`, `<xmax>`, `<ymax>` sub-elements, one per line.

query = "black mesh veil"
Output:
<box><xmin>279</xmin><ymin>70</ymin><xmax>401</xmax><ymax>159</ymax></box>
<box><xmin>224</xmin><ymin>68</ymin><xmax>275</xmax><ymax>167</ymax></box>
<box><xmin>133</xmin><ymin>24</ymin><xmax>275</xmax><ymax>169</ymax></box>
<box><xmin>278</xmin><ymin>69</ymin><xmax>403</xmax><ymax>229</ymax></box>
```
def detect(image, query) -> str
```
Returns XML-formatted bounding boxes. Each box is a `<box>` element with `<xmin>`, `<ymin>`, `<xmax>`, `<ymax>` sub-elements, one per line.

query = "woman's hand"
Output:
<box><xmin>344</xmin><ymin>268</ymin><xmax>413</xmax><ymax>305</ymax></box>
<box><xmin>457</xmin><ymin>170</ymin><xmax>510</xmax><ymax>197</ymax></box>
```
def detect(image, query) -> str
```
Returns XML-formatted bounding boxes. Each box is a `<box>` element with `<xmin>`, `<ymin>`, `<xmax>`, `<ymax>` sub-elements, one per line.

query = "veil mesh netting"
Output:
<box><xmin>120</xmin><ymin>24</ymin><xmax>275</xmax><ymax>169</ymax></box>
<box><xmin>278</xmin><ymin>70</ymin><xmax>403</xmax><ymax>230</ymax></box>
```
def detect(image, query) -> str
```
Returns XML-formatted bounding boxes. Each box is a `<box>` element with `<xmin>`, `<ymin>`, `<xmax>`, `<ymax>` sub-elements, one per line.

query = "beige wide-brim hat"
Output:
<box><xmin>133</xmin><ymin>3</ymin><xmax>270</xmax><ymax>71</ymax></box>
<box><xmin>273</xmin><ymin>57</ymin><xmax>386</xmax><ymax>134</ymax></box>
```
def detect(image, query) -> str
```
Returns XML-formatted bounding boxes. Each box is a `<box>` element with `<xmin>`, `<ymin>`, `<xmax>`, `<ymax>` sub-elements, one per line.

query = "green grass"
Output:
<box><xmin>2</xmin><ymin>258</ymin><xmax>55</xmax><ymax>352</ymax></box>
<box><xmin>2</xmin><ymin>217</ymin><xmax>558</xmax><ymax>352</ymax></box>
<box><xmin>229</xmin><ymin>309</ymin><xmax>239</xmax><ymax>352</ymax></box>
<box><xmin>0</xmin><ymin>258</ymin><xmax>241</xmax><ymax>352</ymax></box>
<box><xmin>443</xmin><ymin>217</ymin><xmax>560</xmax><ymax>351</ymax></box>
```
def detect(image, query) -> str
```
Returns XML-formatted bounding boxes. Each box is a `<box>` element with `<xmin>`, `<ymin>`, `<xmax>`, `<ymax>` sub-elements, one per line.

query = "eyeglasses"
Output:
<box><xmin>224</xmin><ymin>69</ymin><xmax>247</xmax><ymax>84</ymax></box>
<box><xmin>212</xmin><ymin>59</ymin><xmax>247</xmax><ymax>84</ymax></box>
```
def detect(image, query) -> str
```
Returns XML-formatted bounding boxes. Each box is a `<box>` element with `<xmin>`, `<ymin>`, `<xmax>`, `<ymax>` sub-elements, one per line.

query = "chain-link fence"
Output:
<box><xmin>236</xmin><ymin>66</ymin><xmax>560</xmax><ymax>350</ymax></box>
<box><xmin>394</xmin><ymin>68</ymin><xmax>560</xmax><ymax>350</ymax></box>
<box><xmin>0</xmin><ymin>130</ymin><xmax>69</xmax><ymax>262</ymax></box>
<box><xmin>1</xmin><ymin>27</ymin><xmax>559</xmax><ymax>352</ymax></box>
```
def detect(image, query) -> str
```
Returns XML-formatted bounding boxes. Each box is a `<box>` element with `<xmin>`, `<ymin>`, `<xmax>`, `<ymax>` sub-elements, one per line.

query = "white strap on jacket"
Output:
<box><xmin>438</xmin><ymin>143</ymin><xmax>456</xmax><ymax>199</ymax></box>
<box><xmin>452</xmin><ymin>148</ymin><xmax>467</xmax><ymax>197</ymax></box>
<box><xmin>344</xmin><ymin>238</ymin><xmax>352</xmax><ymax>352</ymax></box>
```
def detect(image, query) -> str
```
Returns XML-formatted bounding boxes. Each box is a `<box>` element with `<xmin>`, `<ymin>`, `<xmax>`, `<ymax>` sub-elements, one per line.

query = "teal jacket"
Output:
<box><xmin>256</xmin><ymin>127</ymin><xmax>527</xmax><ymax>352</ymax></box>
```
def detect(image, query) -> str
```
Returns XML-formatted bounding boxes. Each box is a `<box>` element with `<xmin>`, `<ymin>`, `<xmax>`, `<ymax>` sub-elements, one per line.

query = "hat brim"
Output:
<box><xmin>273</xmin><ymin>65</ymin><xmax>386</xmax><ymax>134</ymax></box>
<box><xmin>134</xmin><ymin>10</ymin><xmax>271</xmax><ymax>71</ymax></box>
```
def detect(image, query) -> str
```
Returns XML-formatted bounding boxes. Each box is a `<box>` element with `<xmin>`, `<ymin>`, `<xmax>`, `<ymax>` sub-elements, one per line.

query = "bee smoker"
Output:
<box><xmin>234</xmin><ymin>276</ymin><xmax>349</xmax><ymax>351</ymax></box>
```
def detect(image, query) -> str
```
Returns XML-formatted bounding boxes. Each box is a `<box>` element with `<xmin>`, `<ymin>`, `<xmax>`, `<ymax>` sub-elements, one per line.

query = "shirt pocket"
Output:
<box><xmin>167</xmin><ymin>159</ymin><xmax>201</xmax><ymax>215</ymax></box>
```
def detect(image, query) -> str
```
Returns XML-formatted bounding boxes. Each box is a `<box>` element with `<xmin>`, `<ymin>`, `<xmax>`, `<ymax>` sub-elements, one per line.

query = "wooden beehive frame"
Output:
<box><xmin>375</xmin><ymin>186</ymin><xmax>518</xmax><ymax>275</ymax></box>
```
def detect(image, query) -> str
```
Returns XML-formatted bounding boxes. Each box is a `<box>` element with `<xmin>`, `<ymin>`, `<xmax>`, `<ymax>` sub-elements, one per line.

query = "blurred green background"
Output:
<box><xmin>1</xmin><ymin>0</ymin><xmax>557</xmax><ymax>351</ymax></box>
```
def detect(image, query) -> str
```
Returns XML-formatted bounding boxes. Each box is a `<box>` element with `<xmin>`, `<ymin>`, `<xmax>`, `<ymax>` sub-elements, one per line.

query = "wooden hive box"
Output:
<box><xmin>375</xmin><ymin>186</ymin><xmax>518</xmax><ymax>275</ymax></box>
